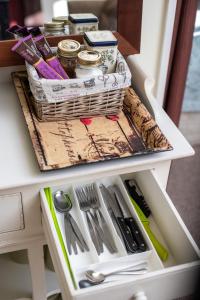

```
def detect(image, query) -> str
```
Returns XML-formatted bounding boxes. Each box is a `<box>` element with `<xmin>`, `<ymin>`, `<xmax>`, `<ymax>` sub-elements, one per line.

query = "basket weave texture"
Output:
<box><xmin>26</xmin><ymin>51</ymin><xmax>131</xmax><ymax>121</ymax></box>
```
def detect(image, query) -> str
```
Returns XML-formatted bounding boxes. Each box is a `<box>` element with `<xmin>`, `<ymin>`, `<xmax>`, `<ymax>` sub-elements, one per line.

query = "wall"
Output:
<box><xmin>130</xmin><ymin>0</ymin><xmax>177</xmax><ymax>105</ymax></box>
<box><xmin>41</xmin><ymin>0</ymin><xmax>68</xmax><ymax>20</ymax></box>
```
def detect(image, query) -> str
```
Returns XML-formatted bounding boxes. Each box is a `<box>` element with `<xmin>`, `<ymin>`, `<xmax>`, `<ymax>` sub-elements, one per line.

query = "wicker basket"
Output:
<box><xmin>32</xmin><ymin>89</ymin><xmax>125</xmax><ymax>121</ymax></box>
<box><xmin>26</xmin><ymin>51</ymin><xmax>131</xmax><ymax>121</ymax></box>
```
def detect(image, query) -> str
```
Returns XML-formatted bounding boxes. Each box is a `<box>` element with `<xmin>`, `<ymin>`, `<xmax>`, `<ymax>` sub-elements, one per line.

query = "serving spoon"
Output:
<box><xmin>85</xmin><ymin>261</ymin><xmax>148</xmax><ymax>284</ymax></box>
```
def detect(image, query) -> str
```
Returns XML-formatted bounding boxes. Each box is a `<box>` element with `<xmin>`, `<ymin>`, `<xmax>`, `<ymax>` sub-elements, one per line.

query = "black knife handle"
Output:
<box><xmin>125</xmin><ymin>180</ymin><xmax>151</xmax><ymax>218</ymax></box>
<box><xmin>116</xmin><ymin>217</ymin><xmax>138</xmax><ymax>253</ymax></box>
<box><xmin>125</xmin><ymin>217</ymin><xmax>147</xmax><ymax>252</ymax></box>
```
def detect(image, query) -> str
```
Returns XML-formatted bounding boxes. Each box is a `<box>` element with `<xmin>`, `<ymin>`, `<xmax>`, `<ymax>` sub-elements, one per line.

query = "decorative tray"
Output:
<box><xmin>12</xmin><ymin>71</ymin><xmax>172</xmax><ymax>171</ymax></box>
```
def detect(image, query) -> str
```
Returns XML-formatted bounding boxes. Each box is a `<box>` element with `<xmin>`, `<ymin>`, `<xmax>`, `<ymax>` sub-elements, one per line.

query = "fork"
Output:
<box><xmin>76</xmin><ymin>187</ymin><xmax>101</xmax><ymax>255</ymax></box>
<box><xmin>86</xmin><ymin>184</ymin><xmax>117</xmax><ymax>254</ymax></box>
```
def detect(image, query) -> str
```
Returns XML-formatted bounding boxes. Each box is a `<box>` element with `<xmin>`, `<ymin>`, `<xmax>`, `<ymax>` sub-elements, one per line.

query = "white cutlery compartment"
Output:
<box><xmin>40</xmin><ymin>169</ymin><xmax>200</xmax><ymax>300</ymax></box>
<box><xmin>72</xmin><ymin>183</ymin><xmax>127</xmax><ymax>261</ymax></box>
<box><xmin>52</xmin><ymin>186</ymin><xmax>99</xmax><ymax>269</ymax></box>
<box><xmin>42</xmin><ymin>179</ymin><xmax>159</xmax><ymax>290</ymax></box>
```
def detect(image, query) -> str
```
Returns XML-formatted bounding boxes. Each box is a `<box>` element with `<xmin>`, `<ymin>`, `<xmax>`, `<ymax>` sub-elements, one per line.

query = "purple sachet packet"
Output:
<box><xmin>12</xmin><ymin>39</ymin><xmax>63</xmax><ymax>80</ymax></box>
<box><xmin>23</xmin><ymin>35</ymin><xmax>42</xmax><ymax>57</ymax></box>
<box><xmin>34</xmin><ymin>35</ymin><xmax>69</xmax><ymax>79</ymax></box>
<box><xmin>28</xmin><ymin>27</ymin><xmax>42</xmax><ymax>37</ymax></box>
<box><xmin>7</xmin><ymin>25</ymin><xmax>22</xmax><ymax>35</ymax></box>
<box><xmin>16</xmin><ymin>27</ymin><xmax>42</xmax><ymax>57</ymax></box>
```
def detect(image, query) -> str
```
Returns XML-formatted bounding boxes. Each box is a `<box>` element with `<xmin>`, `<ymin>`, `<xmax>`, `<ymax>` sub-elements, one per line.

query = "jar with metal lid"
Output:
<box><xmin>84</xmin><ymin>30</ymin><xmax>118</xmax><ymax>74</ymax></box>
<box><xmin>57</xmin><ymin>39</ymin><xmax>81</xmax><ymax>78</ymax></box>
<box><xmin>75</xmin><ymin>50</ymin><xmax>103</xmax><ymax>79</ymax></box>
<box><xmin>52</xmin><ymin>16</ymin><xmax>70</xmax><ymax>35</ymax></box>
<box><xmin>44</xmin><ymin>21</ymin><xmax>65</xmax><ymax>36</ymax></box>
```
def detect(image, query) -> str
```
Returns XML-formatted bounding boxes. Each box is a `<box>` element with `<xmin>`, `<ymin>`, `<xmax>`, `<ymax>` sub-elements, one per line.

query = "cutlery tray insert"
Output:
<box><xmin>46</xmin><ymin>175</ymin><xmax>164</xmax><ymax>289</ymax></box>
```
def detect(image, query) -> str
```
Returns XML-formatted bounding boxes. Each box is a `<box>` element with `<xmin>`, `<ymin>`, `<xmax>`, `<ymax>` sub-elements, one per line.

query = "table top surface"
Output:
<box><xmin>0</xmin><ymin>66</ymin><xmax>194</xmax><ymax>191</ymax></box>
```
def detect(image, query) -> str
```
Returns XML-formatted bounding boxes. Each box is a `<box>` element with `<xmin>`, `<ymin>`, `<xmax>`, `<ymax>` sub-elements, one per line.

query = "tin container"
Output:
<box><xmin>84</xmin><ymin>30</ymin><xmax>118</xmax><ymax>74</ymax></box>
<box><xmin>44</xmin><ymin>21</ymin><xmax>65</xmax><ymax>36</ymax></box>
<box><xmin>75</xmin><ymin>50</ymin><xmax>103</xmax><ymax>79</ymax></box>
<box><xmin>52</xmin><ymin>16</ymin><xmax>70</xmax><ymax>35</ymax></box>
<box><xmin>69</xmin><ymin>13</ymin><xmax>98</xmax><ymax>35</ymax></box>
<box><xmin>57</xmin><ymin>39</ymin><xmax>81</xmax><ymax>78</ymax></box>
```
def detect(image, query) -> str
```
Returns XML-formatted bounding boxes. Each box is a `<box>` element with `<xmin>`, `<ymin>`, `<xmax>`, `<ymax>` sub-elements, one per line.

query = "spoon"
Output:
<box><xmin>54</xmin><ymin>190</ymin><xmax>72</xmax><ymax>213</ymax></box>
<box><xmin>79</xmin><ymin>279</ymin><xmax>112</xmax><ymax>289</ymax></box>
<box><xmin>54</xmin><ymin>190</ymin><xmax>89</xmax><ymax>254</ymax></box>
<box><xmin>85</xmin><ymin>261</ymin><xmax>148</xmax><ymax>284</ymax></box>
<box><xmin>79</xmin><ymin>279</ymin><xmax>97</xmax><ymax>289</ymax></box>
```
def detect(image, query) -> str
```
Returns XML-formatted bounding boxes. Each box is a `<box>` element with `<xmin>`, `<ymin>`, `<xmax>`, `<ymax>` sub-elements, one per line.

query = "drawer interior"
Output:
<box><xmin>121</xmin><ymin>170</ymin><xmax>200</xmax><ymax>267</ymax></box>
<box><xmin>40</xmin><ymin>169</ymin><xmax>200</xmax><ymax>296</ymax></box>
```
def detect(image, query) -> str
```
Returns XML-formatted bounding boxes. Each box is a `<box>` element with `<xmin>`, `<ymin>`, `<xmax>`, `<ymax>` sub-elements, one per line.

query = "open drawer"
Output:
<box><xmin>40</xmin><ymin>170</ymin><xmax>200</xmax><ymax>300</ymax></box>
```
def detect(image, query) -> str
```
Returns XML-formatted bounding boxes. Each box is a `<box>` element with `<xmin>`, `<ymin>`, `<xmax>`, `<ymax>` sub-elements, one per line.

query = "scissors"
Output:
<box><xmin>112</xmin><ymin>74</ymin><xmax>118</xmax><ymax>88</ymax></box>
<box><xmin>117</xmin><ymin>62</ymin><xmax>127</xmax><ymax>83</ymax></box>
<box><xmin>98</xmin><ymin>75</ymin><xmax>109</xmax><ymax>87</ymax></box>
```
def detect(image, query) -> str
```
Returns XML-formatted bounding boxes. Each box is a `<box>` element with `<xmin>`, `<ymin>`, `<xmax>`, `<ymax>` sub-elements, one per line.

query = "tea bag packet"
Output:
<box><xmin>34</xmin><ymin>31</ymin><xmax>69</xmax><ymax>79</ymax></box>
<box><xmin>12</xmin><ymin>40</ymin><xmax>63</xmax><ymax>80</ymax></box>
<box><xmin>16</xmin><ymin>27</ymin><xmax>42</xmax><ymax>57</ymax></box>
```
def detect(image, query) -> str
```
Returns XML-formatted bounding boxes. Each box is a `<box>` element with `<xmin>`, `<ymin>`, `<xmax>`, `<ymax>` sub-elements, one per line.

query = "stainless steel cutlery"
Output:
<box><xmin>85</xmin><ymin>260</ymin><xmax>148</xmax><ymax>284</ymax></box>
<box><xmin>54</xmin><ymin>190</ymin><xmax>89</xmax><ymax>255</ymax></box>
<box><xmin>109</xmin><ymin>185</ymin><xmax>147</xmax><ymax>252</ymax></box>
<box><xmin>52</xmin><ymin>182</ymin><xmax>149</xmax><ymax>290</ymax></box>
<box><xmin>86</xmin><ymin>184</ymin><xmax>117</xmax><ymax>253</ymax></box>
<box><xmin>100</xmin><ymin>184</ymin><xmax>137</xmax><ymax>253</ymax></box>
<box><xmin>53</xmin><ymin>182</ymin><xmax>146</xmax><ymax>257</ymax></box>
<box><xmin>76</xmin><ymin>187</ymin><xmax>102</xmax><ymax>255</ymax></box>
<box><xmin>79</xmin><ymin>260</ymin><xmax>148</xmax><ymax>288</ymax></box>
<box><xmin>100</xmin><ymin>184</ymin><xmax>147</xmax><ymax>253</ymax></box>
<box><xmin>76</xmin><ymin>184</ymin><xmax>117</xmax><ymax>255</ymax></box>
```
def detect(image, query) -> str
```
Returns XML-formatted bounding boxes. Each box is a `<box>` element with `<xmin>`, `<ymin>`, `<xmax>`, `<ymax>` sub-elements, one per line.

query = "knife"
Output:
<box><xmin>100</xmin><ymin>184</ymin><xmax>138</xmax><ymax>253</ymax></box>
<box><xmin>128</xmin><ymin>192</ymin><xmax>169</xmax><ymax>261</ymax></box>
<box><xmin>125</xmin><ymin>179</ymin><xmax>151</xmax><ymax>217</ymax></box>
<box><xmin>99</xmin><ymin>184</ymin><xmax>124</xmax><ymax>246</ymax></box>
<box><xmin>108</xmin><ymin>185</ymin><xmax>147</xmax><ymax>252</ymax></box>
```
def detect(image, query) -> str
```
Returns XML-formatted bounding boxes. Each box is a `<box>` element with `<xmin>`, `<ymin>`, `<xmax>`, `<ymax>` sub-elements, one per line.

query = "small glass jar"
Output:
<box><xmin>52</xmin><ymin>16</ymin><xmax>70</xmax><ymax>35</ymax></box>
<box><xmin>57</xmin><ymin>39</ymin><xmax>81</xmax><ymax>78</ymax></box>
<box><xmin>44</xmin><ymin>21</ymin><xmax>65</xmax><ymax>36</ymax></box>
<box><xmin>75</xmin><ymin>50</ymin><xmax>103</xmax><ymax>79</ymax></box>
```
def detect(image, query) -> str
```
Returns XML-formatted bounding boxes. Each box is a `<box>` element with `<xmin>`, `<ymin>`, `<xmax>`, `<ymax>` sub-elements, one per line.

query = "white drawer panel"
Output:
<box><xmin>0</xmin><ymin>193</ymin><xmax>24</xmax><ymax>234</ymax></box>
<box><xmin>40</xmin><ymin>170</ymin><xmax>200</xmax><ymax>300</ymax></box>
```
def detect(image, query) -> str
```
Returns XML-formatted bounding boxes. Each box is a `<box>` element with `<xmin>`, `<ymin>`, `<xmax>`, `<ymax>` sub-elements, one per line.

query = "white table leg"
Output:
<box><xmin>28</xmin><ymin>242</ymin><xmax>47</xmax><ymax>300</ymax></box>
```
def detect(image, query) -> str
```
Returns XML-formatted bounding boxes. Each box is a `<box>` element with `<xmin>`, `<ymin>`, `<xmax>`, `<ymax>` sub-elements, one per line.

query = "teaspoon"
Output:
<box><xmin>54</xmin><ymin>190</ymin><xmax>89</xmax><ymax>254</ymax></box>
<box><xmin>85</xmin><ymin>261</ymin><xmax>148</xmax><ymax>284</ymax></box>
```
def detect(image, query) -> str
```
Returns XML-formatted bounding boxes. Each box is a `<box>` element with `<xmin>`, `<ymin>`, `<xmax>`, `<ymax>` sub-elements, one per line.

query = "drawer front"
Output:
<box><xmin>40</xmin><ymin>170</ymin><xmax>200</xmax><ymax>300</ymax></box>
<box><xmin>43</xmin><ymin>216</ymin><xmax>199</xmax><ymax>300</ymax></box>
<box><xmin>0</xmin><ymin>193</ymin><xmax>24</xmax><ymax>234</ymax></box>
